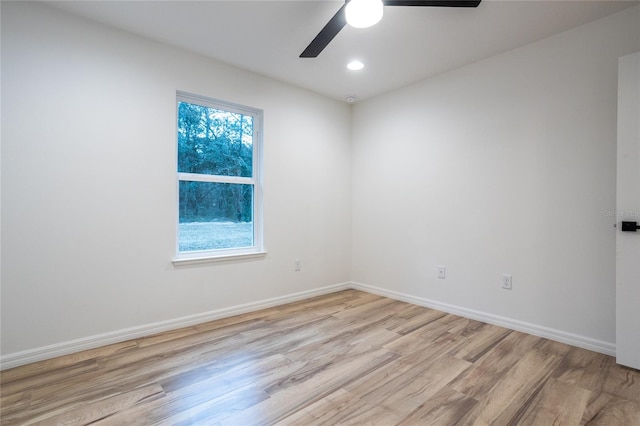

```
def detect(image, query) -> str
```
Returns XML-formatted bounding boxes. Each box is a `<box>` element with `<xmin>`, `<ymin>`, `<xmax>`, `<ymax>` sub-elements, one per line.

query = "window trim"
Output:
<box><xmin>173</xmin><ymin>91</ymin><xmax>264</xmax><ymax>264</ymax></box>
<box><xmin>171</xmin><ymin>250</ymin><xmax>267</xmax><ymax>266</ymax></box>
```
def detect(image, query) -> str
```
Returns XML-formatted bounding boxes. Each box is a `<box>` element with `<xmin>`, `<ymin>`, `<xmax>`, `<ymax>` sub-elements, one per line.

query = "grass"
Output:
<box><xmin>179</xmin><ymin>221</ymin><xmax>253</xmax><ymax>252</ymax></box>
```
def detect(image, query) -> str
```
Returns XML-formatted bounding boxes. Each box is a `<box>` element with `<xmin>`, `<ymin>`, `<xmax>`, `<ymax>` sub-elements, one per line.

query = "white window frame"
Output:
<box><xmin>172</xmin><ymin>91</ymin><xmax>265</xmax><ymax>265</ymax></box>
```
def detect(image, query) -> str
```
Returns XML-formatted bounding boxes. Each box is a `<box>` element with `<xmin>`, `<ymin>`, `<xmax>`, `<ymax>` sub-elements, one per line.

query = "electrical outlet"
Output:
<box><xmin>502</xmin><ymin>274</ymin><xmax>512</xmax><ymax>290</ymax></box>
<box><xmin>437</xmin><ymin>265</ymin><xmax>446</xmax><ymax>279</ymax></box>
<box><xmin>294</xmin><ymin>259</ymin><xmax>301</xmax><ymax>272</ymax></box>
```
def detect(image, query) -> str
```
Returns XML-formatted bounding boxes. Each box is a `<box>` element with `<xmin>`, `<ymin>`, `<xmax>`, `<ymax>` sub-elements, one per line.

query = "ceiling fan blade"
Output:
<box><xmin>300</xmin><ymin>4</ymin><xmax>347</xmax><ymax>58</ymax></box>
<box><xmin>383</xmin><ymin>0</ymin><xmax>481</xmax><ymax>6</ymax></box>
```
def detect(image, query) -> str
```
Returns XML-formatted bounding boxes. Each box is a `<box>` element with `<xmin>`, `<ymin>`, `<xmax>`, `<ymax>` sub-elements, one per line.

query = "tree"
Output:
<box><xmin>178</xmin><ymin>102</ymin><xmax>254</xmax><ymax>223</ymax></box>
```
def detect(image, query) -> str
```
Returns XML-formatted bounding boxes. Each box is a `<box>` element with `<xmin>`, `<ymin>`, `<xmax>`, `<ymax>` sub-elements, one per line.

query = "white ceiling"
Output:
<box><xmin>47</xmin><ymin>0</ymin><xmax>638</xmax><ymax>103</ymax></box>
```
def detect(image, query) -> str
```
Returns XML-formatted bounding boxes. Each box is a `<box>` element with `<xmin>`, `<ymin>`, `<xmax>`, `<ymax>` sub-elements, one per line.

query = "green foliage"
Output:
<box><xmin>179</xmin><ymin>181</ymin><xmax>253</xmax><ymax>223</ymax></box>
<box><xmin>178</xmin><ymin>102</ymin><xmax>254</xmax><ymax>224</ymax></box>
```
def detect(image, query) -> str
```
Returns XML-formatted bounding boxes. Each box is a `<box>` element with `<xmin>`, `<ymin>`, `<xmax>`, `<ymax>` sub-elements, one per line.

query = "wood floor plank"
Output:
<box><xmin>382</xmin><ymin>314</ymin><xmax>466</xmax><ymax>356</ymax></box>
<box><xmin>273</xmin><ymin>289</ymin><xmax>371</xmax><ymax>316</ymax></box>
<box><xmin>342</xmin><ymin>332</ymin><xmax>467</xmax><ymax>401</ymax></box>
<box><xmin>24</xmin><ymin>335</ymin><xmax>267</xmax><ymax>419</ymax></box>
<box><xmin>446</xmin><ymin>321</ymin><xmax>512</xmax><ymax>363</ymax></box>
<box><xmin>167</xmin><ymin>385</ymin><xmax>270</xmax><ymax>426</ymax></box>
<box><xmin>385</xmin><ymin>306</ymin><xmax>447</xmax><ymax>335</ymax></box>
<box><xmin>268</xmin><ymin>330</ymin><xmax>400</xmax><ymax>397</ymax></box>
<box><xmin>535</xmin><ymin>337</ymin><xmax>574</xmax><ymax>358</ymax></box>
<box><xmin>93</xmin><ymin>356</ymin><xmax>294</xmax><ymax>424</ymax></box>
<box><xmin>135</xmin><ymin>326</ymin><xmax>201</xmax><ymax>348</ymax></box>
<box><xmin>552</xmin><ymin>346</ymin><xmax>611</xmax><ymax>392</ymax></box>
<box><xmin>457</xmin><ymin>348</ymin><xmax>564</xmax><ymax>425</ymax></box>
<box><xmin>276</xmin><ymin>388</ymin><xmax>401</xmax><ymax>426</ymax></box>
<box><xmin>25</xmin><ymin>384</ymin><xmax>164</xmax><ymax>426</ymax></box>
<box><xmin>449</xmin><ymin>330</ymin><xmax>541</xmax><ymax>399</ymax></box>
<box><xmin>517</xmin><ymin>378</ymin><xmax>592</xmax><ymax>425</ymax></box>
<box><xmin>263</xmin><ymin>290</ymin><xmax>376</xmax><ymax>324</ymax></box>
<box><xmin>284</xmin><ymin>314</ymin><xmax>400</xmax><ymax>362</ymax></box>
<box><xmin>217</xmin><ymin>348</ymin><xmax>399</xmax><ymax>425</ymax></box>
<box><xmin>159</xmin><ymin>353</ymin><xmax>294</xmax><ymax>402</ymax></box>
<box><xmin>330</xmin><ymin>297</ymin><xmax>406</xmax><ymax>326</ymax></box>
<box><xmin>584</xmin><ymin>395</ymin><xmax>640</xmax><ymax>425</ymax></box>
<box><xmin>602</xmin><ymin>363</ymin><xmax>640</xmax><ymax>403</ymax></box>
<box><xmin>0</xmin><ymin>341</ymin><xmax>137</xmax><ymax>385</ymax></box>
<box><xmin>2</xmin><ymin>289</ymin><xmax>639</xmax><ymax>425</ymax></box>
<box><xmin>0</xmin><ymin>391</ymin><xmax>31</xmax><ymax>420</ymax></box>
<box><xmin>96</xmin><ymin>384</ymin><xmax>269</xmax><ymax>426</ymax></box>
<box><xmin>358</xmin><ymin>355</ymin><xmax>472</xmax><ymax>415</ymax></box>
<box><xmin>396</xmin><ymin>387</ymin><xmax>478</xmax><ymax>426</ymax></box>
<box><xmin>0</xmin><ymin>359</ymin><xmax>100</xmax><ymax>397</ymax></box>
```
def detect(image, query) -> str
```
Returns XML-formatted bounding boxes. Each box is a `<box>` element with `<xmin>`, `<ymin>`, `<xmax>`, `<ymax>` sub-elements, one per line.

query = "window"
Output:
<box><xmin>174</xmin><ymin>92</ymin><xmax>264</xmax><ymax>263</ymax></box>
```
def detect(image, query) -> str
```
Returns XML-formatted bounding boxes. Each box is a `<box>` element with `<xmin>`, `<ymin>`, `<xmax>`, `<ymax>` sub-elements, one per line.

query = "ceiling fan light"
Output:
<box><xmin>345</xmin><ymin>0</ymin><xmax>384</xmax><ymax>29</ymax></box>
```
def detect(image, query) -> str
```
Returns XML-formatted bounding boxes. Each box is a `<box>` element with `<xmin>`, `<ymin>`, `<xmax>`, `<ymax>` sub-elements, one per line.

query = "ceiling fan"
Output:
<box><xmin>300</xmin><ymin>0</ymin><xmax>482</xmax><ymax>58</ymax></box>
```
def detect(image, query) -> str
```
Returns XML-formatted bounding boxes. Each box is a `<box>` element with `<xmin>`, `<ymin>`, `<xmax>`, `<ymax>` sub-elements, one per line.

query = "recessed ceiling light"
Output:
<box><xmin>347</xmin><ymin>60</ymin><xmax>364</xmax><ymax>71</ymax></box>
<box><xmin>345</xmin><ymin>94</ymin><xmax>358</xmax><ymax>103</ymax></box>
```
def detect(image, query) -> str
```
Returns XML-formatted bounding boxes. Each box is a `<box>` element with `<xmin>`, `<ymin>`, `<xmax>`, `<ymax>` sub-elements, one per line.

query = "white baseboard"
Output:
<box><xmin>0</xmin><ymin>282</ymin><xmax>351</xmax><ymax>370</ymax></box>
<box><xmin>1</xmin><ymin>280</ymin><xmax>616</xmax><ymax>370</ymax></box>
<box><xmin>350</xmin><ymin>281</ymin><xmax>616</xmax><ymax>357</ymax></box>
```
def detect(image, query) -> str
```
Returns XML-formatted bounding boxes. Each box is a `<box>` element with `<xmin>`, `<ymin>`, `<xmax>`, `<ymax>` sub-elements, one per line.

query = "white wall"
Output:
<box><xmin>1</xmin><ymin>2</ymin><xmax>352</xmax><ymax>357</ymax></box>
<box><xmin>351</xmin><ymin>6</ymin><xmax>640</xmax><ymax>347</ymax></box>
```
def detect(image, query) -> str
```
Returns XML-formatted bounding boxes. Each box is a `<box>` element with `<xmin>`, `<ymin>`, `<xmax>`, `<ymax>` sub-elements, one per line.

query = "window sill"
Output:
<box><xmin>172</xmin><ymin>251</ymin><xmax>267</xmax><ymax>267</ymax></box>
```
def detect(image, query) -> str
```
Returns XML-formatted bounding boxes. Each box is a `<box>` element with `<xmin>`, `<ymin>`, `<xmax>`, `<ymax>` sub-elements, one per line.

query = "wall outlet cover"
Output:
<box><xmin>502</xmin><ymin>274</ymin><xmax>512</xmax><ymax>290</ymax></box>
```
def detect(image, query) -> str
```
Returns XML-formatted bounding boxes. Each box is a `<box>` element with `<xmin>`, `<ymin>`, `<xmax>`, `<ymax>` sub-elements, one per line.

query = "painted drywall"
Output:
<box><xmin>1</xmin><ymin>2</ymin><xmax>352</xmax><ymax>356</ymax></box>
<box><xmin>351</xmin><ymin>6</ymin><xmax>640</xmax><ymax>345</ymax></box>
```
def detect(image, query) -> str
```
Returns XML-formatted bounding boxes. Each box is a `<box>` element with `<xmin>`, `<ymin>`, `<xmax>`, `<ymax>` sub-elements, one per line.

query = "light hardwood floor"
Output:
<box><xmin>1</xmin><ymin>290</ymin><xmax>639</xmax><ymax>425</ymax></box>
